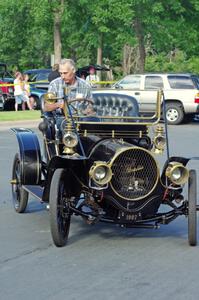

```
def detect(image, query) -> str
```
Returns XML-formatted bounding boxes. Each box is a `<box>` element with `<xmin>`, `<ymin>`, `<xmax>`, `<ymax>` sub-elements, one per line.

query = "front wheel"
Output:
<box><xmin>49</xmin><ymin>169</ymin><xmax>71</xmax><ymax>247</ymax></box>
<box><xmin>188</xmin><ymin>169</ymin><xmax>197</xmax><ymax>246</ymax></box>
<box><xmin>11</xmin><ymin>153</ymin><xmax>29</xmax><ymax>213</ymax></box>
<box><xmin>165</xmin><ymin>102</ymin><xmax>184</xmax><ymax>125</ymax></box>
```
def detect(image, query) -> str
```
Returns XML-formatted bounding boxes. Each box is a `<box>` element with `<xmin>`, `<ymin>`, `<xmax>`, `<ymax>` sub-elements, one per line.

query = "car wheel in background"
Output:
<box><xmin>165</xmin><ymin>102</ymin><xmax>184</xmax><ymax>125</ymax></box>
<box><xmin>32</xmin><ymin>96</ymin><xmax>40</xmax><ymax>110</ymax></box>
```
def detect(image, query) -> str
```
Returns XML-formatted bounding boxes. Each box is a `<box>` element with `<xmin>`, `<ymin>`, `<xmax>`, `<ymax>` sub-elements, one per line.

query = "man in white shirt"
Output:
<box><xmin>86</xmin><ymin>66</ymin><xmax>100</xmax><ymax>87</ymax></box>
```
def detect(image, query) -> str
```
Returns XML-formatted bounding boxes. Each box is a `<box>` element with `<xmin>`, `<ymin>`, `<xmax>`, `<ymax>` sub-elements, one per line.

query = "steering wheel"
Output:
<box><xmin>67</xmin><ymin>98</ymin><xmax>94</xmax><ymax>114</ymax></box>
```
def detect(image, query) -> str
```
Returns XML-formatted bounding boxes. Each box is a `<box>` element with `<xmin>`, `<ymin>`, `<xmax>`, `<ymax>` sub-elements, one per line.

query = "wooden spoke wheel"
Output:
<box><xmin>49</xmin><ymin>169</ymin><xmax>71</xmax><ymax>247</ymax></box>
<box><xmin>188</xmin><ymin>169</ymin><xmax>197</xmax><ymax>246</ymax></box>
<box><xmin>11</xmin><ymin>153</ymin><xmax>29</xmax><ymax>213</ymax></box>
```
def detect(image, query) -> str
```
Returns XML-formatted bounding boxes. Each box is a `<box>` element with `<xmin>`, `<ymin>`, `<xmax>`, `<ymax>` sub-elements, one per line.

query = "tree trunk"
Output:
<box><xmin>134</xmin><ymin>17</ymin><xmax>146</xmax><ymax>73</ymax></box>
<box><xmin>123</xmin><ymin>44</ymin><xmax>132</xmax><ymax>75</ymax></box>
<box><xmin>52</xmin><ymin>0</ymin><xmax>64</xmax><ymax>64</ymax></box>
<box><xmin>122</xmin><ymin>44</ymin><xmax>140</xmax><ymax>74</ymax></box>
<box><xmin>97</xmin><ymin>34</ymin><xmax>103</xmax><ymax>80</ymax></box>
<box><xmin>54</xmin><ymin>12</ymin><xmax>61</xmax><ymax>64</ymax></box>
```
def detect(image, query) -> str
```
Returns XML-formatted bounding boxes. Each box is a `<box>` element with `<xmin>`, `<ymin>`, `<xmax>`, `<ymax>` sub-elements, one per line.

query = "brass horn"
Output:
<box><xmin>44</xmin><ymin>92</ymin><xmax>59</xmax><ymax>104</ymax></box>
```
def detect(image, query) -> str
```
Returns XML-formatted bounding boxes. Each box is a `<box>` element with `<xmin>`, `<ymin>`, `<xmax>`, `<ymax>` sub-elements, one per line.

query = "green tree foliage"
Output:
<box><xmin>0</xmin><ymin>0</ymin><xmax>198</xmax><ymax>75</ymax></box>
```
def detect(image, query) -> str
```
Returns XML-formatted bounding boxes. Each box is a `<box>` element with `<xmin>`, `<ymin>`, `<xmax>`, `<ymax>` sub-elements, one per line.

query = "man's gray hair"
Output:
<box><xmin>59</xmin><ymin>58</ymin><xmax>76</xmax><ymax>72</ymax></box>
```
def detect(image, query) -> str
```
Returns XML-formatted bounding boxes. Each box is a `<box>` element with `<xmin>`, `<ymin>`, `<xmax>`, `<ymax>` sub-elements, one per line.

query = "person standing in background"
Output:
<box><xmin>14</xmin><ymin>72</ymin><xmax>26</xmax><ymax>111</ymax></box>
<box><xmin>23</xmin><ymin>74</ymin><xmax>34</xmax><ymax>110</ymax></box>
<box><xmin>48</xmin><ymin>64</ymin><xmax>60</xmax><ymax>83</ymax></box>
<box><xmin>86</xmin><ymin>66</ymin><xmax>100</xmax><ymax>87</ymax></box>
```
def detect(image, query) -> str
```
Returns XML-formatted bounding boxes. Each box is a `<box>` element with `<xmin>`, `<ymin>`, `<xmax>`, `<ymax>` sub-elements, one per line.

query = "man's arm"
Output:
<box><xmin>44</xmin><ymin>102</ymin><xmax>64</xmax><ymax>112</ymax></box>
<box><xmin>44</xmin><ymin>80</ymin><xmax>64</xmax><ymax>112</ymax></box>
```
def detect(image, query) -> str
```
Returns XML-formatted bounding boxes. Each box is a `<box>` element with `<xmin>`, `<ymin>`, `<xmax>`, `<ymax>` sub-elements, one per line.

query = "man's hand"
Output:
<box><xmin>56</xmin><ymin>102</ymin><xmax>64</xmax><ymax>110</ymax></box>
<box><xmin>44</xmin><ymin>101</ymin><xmax>64</xmax><ymax>112</ymax></box>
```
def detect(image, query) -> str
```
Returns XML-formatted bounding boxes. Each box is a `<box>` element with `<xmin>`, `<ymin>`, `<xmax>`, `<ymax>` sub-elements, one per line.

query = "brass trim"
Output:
<box><xmin>73</xmin><ymin>90</ymin><xmax>162</xmax><ymax>126</ymax></box>
<box><xmin>63</xmin><ymin>147</ymin><xmax>75</xmax><ymax>154</ymax></box>
<box><xmin>10</xmin><ymin>179</ymin><xmax>17</xmax><ymax>184</ymax></box>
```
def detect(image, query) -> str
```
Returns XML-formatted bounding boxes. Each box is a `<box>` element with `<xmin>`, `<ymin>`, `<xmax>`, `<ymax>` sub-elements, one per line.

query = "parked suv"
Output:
<box><xmin>96</xmin><ymin>73</ymin><xmax>199</xmax><ymax>125</ymax></box>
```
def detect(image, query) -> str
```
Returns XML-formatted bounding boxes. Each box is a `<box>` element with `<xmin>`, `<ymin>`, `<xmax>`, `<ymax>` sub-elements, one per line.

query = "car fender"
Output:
<box><xmin>11</xmin><ymin>128</ymin><xmax>41</xmax><ymax>185</ymax></box>
<box><xmin>42</xmin><ymin>155</ymin><xmax>88</xmax><ymax>202</ymax></box>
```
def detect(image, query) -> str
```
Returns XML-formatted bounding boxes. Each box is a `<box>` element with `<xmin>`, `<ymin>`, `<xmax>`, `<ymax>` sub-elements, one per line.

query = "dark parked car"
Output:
<box><xmin>0</xmin><ymin>63</ymin><xmax>14</xmax><ymax>110</ymax></box>
<box><xmin>76</xmin><ymin>64</ymin><xmax>109</xmax><ymax>79</ymax></box>
<box><xmin>0</xmin><ymin>87</ymin><xmax>4</xmax><ymax>110</ymax></box>
<box><xmin>24</xmin><ymin>68</ymin><xmax>51</xmax><ymax>90</ymax></box>
<box><xmin>11</xmin><ymin>89</ymin><xmax>199</xmax><ymax>247</ymax></box>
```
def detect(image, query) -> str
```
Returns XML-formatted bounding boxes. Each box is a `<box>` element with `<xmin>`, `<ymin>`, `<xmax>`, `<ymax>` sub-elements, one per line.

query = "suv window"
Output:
<box><xmin>192</xmin><ymin>76</ymin><xmax>199</xmax><ymax>89</ymax></box>
<box><xmin>145</xmin><ymin>76</ymin><xmax>163</xmax><ymax>90</ymax></box>
<box><xmin>168</xmin><ymin>75</ymin><xmax>195</xmax><ymax>89</ymax></box>
<box><xmin>119</xmin><ymin>75</ymin><xmax>141</xmax><ymax>89</ymax></box>
<box><xmin>36</xmin><ymin>73</ymin><xmax>49</xmax><ymax>81</ymax></box>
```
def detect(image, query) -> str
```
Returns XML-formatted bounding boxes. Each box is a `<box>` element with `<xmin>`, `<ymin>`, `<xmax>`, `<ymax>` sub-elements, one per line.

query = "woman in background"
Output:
<box><xmin>14</xmin><ymin>72</ymin><xmax>26</xmax><ymax>111</ymax></box>
<box><xmin>23</xmin><ymin>73</ymin><xmax>34</xmax><ymax>110</ymax></box>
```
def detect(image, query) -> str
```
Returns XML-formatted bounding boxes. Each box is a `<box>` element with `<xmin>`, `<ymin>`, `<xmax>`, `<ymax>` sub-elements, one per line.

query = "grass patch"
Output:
<box><xmin>0</xmin><ymin>110</ymin><xmax>41</xmax><ymax>122</ymax></box>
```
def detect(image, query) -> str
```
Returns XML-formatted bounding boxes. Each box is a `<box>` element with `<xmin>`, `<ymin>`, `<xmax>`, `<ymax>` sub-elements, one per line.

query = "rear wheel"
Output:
<box><xmin>188</xmin><ymin>169</ymin><xmax>197</xmax><ymax>246</ymax></box>
<box><xmin>11</xmin><ymin>153</ymin><xmax>29</xmax><ymax>213</ymax></box>
<box><xmin>49</xmin><ymin>169</ymin><xmax>71</xmax><ymax>247</ymax></box>
<box><xmin>165</xmin><ymin>102</ymin><xmax>184</xmax><ymax>125</ymax></box>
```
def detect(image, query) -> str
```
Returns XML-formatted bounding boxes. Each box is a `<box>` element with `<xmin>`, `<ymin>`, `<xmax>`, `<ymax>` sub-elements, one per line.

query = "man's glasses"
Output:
<box><xmin>59</xmin><ymin>72</ymin><xmax>68</xmax><ymax>75</ymax></box>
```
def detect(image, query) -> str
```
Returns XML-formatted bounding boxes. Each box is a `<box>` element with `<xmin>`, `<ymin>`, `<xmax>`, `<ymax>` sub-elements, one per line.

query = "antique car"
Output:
<box><xmin>10</xmin><ymin>88</ymin><xmax>198</xmax><ymax>247</ymax></box>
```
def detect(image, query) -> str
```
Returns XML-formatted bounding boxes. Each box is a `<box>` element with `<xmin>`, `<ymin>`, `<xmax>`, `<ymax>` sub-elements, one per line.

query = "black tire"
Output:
<box><xmin>12</xmin><ymin>153</ymin><xmax>29</xmax><ymax>213</ymax></box>
<box><xmin>32</xmin><ymin>96</ymin><xmax>40</xmax><ymax>110</ymax></box>
<box><xmin>184</xmin><ymin>114</ymin><xmax>194</xmax><ymax>123</ymax></box>
<box><xmin>188</xmin><ymin>169</ymin><xmax>197</xmax><ymax>246</ymax></box>
<box><xmin>165</xmin><ymin>102</ymin><xmax>184</xmax><ymax>125</ymax></box>
<box><xmin>49</xmin><ymin>169</ymin><xmax>71</xmax><ymax>247</ymax></box>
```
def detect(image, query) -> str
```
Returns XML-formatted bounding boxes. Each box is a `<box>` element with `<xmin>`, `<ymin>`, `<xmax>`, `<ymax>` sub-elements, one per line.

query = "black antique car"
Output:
<box><xmin>10</xmin><ymin>89</ymin><xmax>198</xmax><ymax>247</ymax></box>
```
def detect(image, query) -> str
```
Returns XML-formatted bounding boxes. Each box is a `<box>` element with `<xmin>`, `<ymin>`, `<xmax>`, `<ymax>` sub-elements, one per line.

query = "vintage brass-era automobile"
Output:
<box><xmin>11</xmin><ymin>89</ymin><xmax>198</xmax><ymax>247</ymax></box>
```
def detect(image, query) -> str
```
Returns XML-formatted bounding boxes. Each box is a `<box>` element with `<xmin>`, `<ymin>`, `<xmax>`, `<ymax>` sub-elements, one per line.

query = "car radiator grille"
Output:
<box><xmin>110</xmin><ymin>147</ymin><xmax>159</xmax><ymax>200</ymax></box>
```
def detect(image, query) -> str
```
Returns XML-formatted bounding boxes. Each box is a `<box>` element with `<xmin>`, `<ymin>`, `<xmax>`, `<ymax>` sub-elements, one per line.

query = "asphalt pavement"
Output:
<box><xmin>1</xmin><ymin>121</ymin><xmax>199</xmax><ymax>300</ymax></box>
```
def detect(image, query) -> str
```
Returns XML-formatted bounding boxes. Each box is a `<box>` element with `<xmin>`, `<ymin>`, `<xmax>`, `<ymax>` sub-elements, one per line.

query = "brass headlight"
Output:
<box><xmin>165</xmin><ymin>162</ymin><xmax>189</xmax><ymax>185</ymax></box>
<box><xmin>153</xmin><ymin>125</ymin><xmax>166</xmax><ymax>154</ymax></box>
<box><xmin>89</xmin><ymin>162</ymin><xmax>112</xmax><ymax>185</ymax></box>
<box><xmin>62</xmin><ymin>132</ymin><xmax>78</xmax><ymax>148</ymax></box>
<box><xmin>154</xmin><ymin>135</ymin><xmax>166</xmax><ymax>149</ymax></box>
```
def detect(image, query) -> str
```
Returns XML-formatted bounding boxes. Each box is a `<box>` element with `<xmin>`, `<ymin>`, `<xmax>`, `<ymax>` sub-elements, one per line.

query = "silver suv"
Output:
<box><xmin>96</xmin><ymin>73</ymin><xmax>199</xmax><ymax>125</ymax></box>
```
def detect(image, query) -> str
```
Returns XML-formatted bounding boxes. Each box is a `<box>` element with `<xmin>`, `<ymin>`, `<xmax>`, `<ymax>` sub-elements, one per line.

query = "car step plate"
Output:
<box><xmin>22</xmin><ymin>185</ymin><xmax>44</xmax><ymax>201</ymax></box>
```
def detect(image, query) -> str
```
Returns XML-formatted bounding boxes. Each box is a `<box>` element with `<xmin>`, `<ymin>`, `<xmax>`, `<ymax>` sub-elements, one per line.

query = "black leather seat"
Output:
<box><xmin>92</xmin><ymin>93</ymin><xmax>139</xmax><ymax>117</ymax></box>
